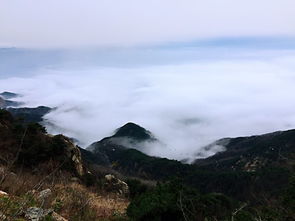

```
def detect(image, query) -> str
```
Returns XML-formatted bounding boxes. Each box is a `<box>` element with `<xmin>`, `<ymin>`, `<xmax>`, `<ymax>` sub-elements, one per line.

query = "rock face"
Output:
<box><xmin>104</xmin><ymin>174</ymin><xmax>129</xmax><ymax>196</ymax></box>
<box><xmin>62</xmin><ymin>136</ymin><xmax>85</xmax><ymax>177</ymax></box>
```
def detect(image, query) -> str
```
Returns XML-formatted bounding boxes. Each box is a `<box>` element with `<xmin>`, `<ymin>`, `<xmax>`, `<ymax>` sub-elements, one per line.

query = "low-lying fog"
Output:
<box><xmin>1</xmin><ymin>42</ymin><xmax>295</xmax><ymax>161</ymax></box>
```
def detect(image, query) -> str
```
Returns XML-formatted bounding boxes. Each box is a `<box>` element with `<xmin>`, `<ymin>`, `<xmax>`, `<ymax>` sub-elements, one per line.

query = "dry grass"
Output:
<box><xmin>53</xmin><ymin>183</ymin><xmax>129</xmax><ymax>220</ymax></box>
<box><xmin>0</xmin><ymin>166</ymin><xmax>129</xmax><ymax>221</ymax></box>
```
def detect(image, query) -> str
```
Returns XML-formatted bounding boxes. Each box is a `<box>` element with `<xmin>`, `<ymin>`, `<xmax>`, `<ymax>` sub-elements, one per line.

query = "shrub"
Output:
<box><xmin>127</xmin><ymin>179</ymin><xmax>235</xmax><ymax>221</ymax></box>
<box><xmin>126</xmin><ymin>179</ymin><xmax>148</xmax><ymax>199</ymax></box>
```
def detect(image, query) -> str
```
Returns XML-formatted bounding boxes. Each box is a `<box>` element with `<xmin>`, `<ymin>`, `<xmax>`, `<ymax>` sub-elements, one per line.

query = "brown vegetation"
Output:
<box><xmin>0</xmin><ymin>167</ymin><xmax>129</xmax><ymax>220</ymax></box>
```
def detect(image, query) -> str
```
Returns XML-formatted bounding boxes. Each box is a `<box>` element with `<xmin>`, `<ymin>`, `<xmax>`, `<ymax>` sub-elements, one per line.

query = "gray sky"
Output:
<box><xmin>1</xmin><ymin>0</ymin><xmax>295</xmax><ymax>48</ymax></box>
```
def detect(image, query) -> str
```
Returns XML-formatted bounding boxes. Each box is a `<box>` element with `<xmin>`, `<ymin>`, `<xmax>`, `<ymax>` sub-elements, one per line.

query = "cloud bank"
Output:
<box><xmin>1</xmin><ymin>45</ymin><xmax>295</xmax><ymax>161</ymax></box>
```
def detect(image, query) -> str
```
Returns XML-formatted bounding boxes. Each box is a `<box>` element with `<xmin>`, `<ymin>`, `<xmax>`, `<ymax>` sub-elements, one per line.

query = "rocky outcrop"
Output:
<box><xmin>104</xmin><ymin>174</ymin><xmax>129</xmax><ymax>196</ymax></box>
<box><xmin>62</xmin><ymin>136</ymin><xmax>85</xmax><ymax>177</ymax></box>
<box><xmin>25</xmin><ymin>207</ymin><xmax>52</xmax><ymax>221</ymax></box>
<box><xmin>37</xmin><ymin>188</ymin><xmax>52</xmax><ymax>202</ymax></box>
<box><xmin>25</xmin><ymin>207</ymin><xmax>68</xmax><ymax>221</ymax></box>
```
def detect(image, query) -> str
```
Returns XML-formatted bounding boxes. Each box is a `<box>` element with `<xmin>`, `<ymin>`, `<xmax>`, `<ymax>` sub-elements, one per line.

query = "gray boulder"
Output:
<box><xmin>25</xmin><ymin>207</ymin><xmax>52</xmax><ymax>221</ymax></box>
<box><xmin>104</xmin><ymin>174</ymin><xmax>129</xmax><ymax>196</ymax></box>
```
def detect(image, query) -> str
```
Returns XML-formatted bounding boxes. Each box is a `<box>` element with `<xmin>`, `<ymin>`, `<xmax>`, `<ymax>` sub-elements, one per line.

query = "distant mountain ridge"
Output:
<box><xmin>86</xmin><ymin>122</ymin><xmax>158</xmax><ymax>166</ymax></box>
<box><xmin>7</xmin><ymin>106</ymin><xmax>52</xmax><ymax>123</ymax></box>
<box><xmin>194</xmin><ymin>130</ymin><xmax>295</xmax><ymax>172</ymax></box>
<box><xmin>0</xmin><ymin>91</ymin><xmax>19</xmax><ymax>99</ymax></box>
<box><xmin>112</xmin><ymin>122</ymin><xmax>155</xmax><ymax>141</ymax></box>
<box><xmin>0</xmin><ymin>91</ymin><xmax>52</xmax><ymax>123</ymax></box>
<box><xmin>0</xmin><ymin>91</ymin><xmax>22</xmax><ymax>108</ymax></box>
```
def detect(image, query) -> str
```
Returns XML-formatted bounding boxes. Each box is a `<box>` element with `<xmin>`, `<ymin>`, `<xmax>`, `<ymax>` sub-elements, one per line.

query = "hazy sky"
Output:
<box><xmin>1</xmin><ymin>0</ymin><xmax>295</xmax><ymax>48</ymax></box>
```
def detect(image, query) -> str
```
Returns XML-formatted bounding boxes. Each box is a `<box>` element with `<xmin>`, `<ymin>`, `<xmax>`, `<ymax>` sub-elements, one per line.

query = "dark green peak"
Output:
<box><xmin>0</xmin><ymin>91</ymin><xmax>19</xmax><ymax>99</ymax></box>
<box><xmin>113</xmin><ymin>122</ymin><xmax>153</xmax><ymax>141</ymax></box>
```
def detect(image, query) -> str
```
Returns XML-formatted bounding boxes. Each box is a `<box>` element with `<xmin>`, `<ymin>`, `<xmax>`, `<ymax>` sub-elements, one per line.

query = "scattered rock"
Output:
<box><xmin>37</xmin><ymin>188</ymin><xmax>52</xmax><ymax>201</ymax></box>
<box><xmin>0</xmin><ymin>190</ymin><xmax>8</xmax><ymax>197</ymax></box>
<box><xmin>25</xmin><ymin>207</ymin><xmax>53</xmax><ymax>221</ymax></box>
<box><xmin>0</xmin><ymin>212</ymin><xmax>6</xmax><ymax>219</ymax></box>
<box><xmin>51</xmin><ymin>212</ymin><xmax>68</xmax><ymax>221</ymax></box>
<box><xmin>104</xmin><ymin>174</ymin><xmax>129</xmax><ymax>196</ymax></box>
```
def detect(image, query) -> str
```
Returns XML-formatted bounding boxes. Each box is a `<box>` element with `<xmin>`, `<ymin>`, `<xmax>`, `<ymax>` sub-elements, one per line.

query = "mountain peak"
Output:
<box><xmin>113</xmin><ymin>122</ymin><xmax>153</xmax><ymax>141</ymax></box>
<box><xmin>0</xmin><ymin>91</ymin><xmax>19</xmax><ymax>99</ymax></box>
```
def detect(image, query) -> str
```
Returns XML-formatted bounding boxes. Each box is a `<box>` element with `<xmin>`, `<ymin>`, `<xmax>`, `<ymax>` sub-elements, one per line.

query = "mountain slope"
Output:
<box><xmin>194</xmin><ymin>130</ymin><xmax>295</xmax><ymax>172</ymax></box>
<box><xmin>7</xmin><ymin>106</ymin><xmax>51</xmax><ymax>123</ymax></box>
<box><xmin>0</xmin><ymin>109</ymin><xmax>86</xmax><ymax>177</ymax></box>
<box><xmin>0</xmin><ymin>91</ymin><xmax>19</xmax><ymax>99</ymax></box>
<box><xmin>87</xmin><ymin>122</ymin><xmax>158</xmax><ymax>165</ymax></box>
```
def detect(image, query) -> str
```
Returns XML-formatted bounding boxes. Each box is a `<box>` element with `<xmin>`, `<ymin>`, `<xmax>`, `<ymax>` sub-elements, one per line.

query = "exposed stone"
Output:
<box><xmin>25</xmin><ymin>207</ymin><xmax>53</xmax><ymax>221</ymax></box>
<box><xmin>62</xmin><ymin>137</ymin><xmax>85</xmax><ymax>177</ymax></box>
<box><xmin>37</xmin><ymin>188</ymin><xmax>52</xmax><ymax>201</ymax></box>
<box><xmin>51</xmin><ymin>212</ymin><xmax>68</xmax><ymax>221</ymax></box>
<box><xmin>0</xmin><ymin>190</ymin><xmax>8</xmax><ymax>197</ymax></box>
<box><xmin>0</xmin><ymin>211</ymin><xmax>6</xmax><ymax>219</ymax></box>
<box><xmin>104</xmin><ymin>174</ymin><xmax>129</xmax><ymax>196</ymax></box>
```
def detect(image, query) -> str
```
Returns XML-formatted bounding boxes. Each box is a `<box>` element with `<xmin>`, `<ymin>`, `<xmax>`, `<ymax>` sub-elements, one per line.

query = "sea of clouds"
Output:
<box><xmin>1</xmin><ymin>46</ymin><xmax>295</xmax><ymax>162</ymax></box>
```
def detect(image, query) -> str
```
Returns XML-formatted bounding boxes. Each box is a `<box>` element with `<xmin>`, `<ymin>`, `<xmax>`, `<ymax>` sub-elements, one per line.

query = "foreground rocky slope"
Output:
<box><xmin>0</xmin><ymin>110</ymin><xmax>129</xmax><ymax>220</ymax></box>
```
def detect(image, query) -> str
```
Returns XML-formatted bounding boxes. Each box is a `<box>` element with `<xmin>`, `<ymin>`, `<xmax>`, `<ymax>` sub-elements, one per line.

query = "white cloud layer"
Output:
<box><xmin>0</xmin><ymin>0</ymin><xmax>295</xmax><ymax>48</ymax></box>
<box><xmin>1</xmin><ymin>46</ymin><xmax>295</xmax><ymax>161</ymax></box>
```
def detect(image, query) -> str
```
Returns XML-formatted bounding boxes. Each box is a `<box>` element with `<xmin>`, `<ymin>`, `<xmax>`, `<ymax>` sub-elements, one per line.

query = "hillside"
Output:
<box><xmin>194</xmin><ymin>130</ymin><xmax>295</xmax><ymax>172</ymax></box>
<box><xmin>0</xmin><ymin>109</ymin><xmax>129</xmax><ymax>220</ymax></box>
<box><xmin>86</xmin><ymin>121</ymin><xmax>295</xmax><ymax>220</ymax></box>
